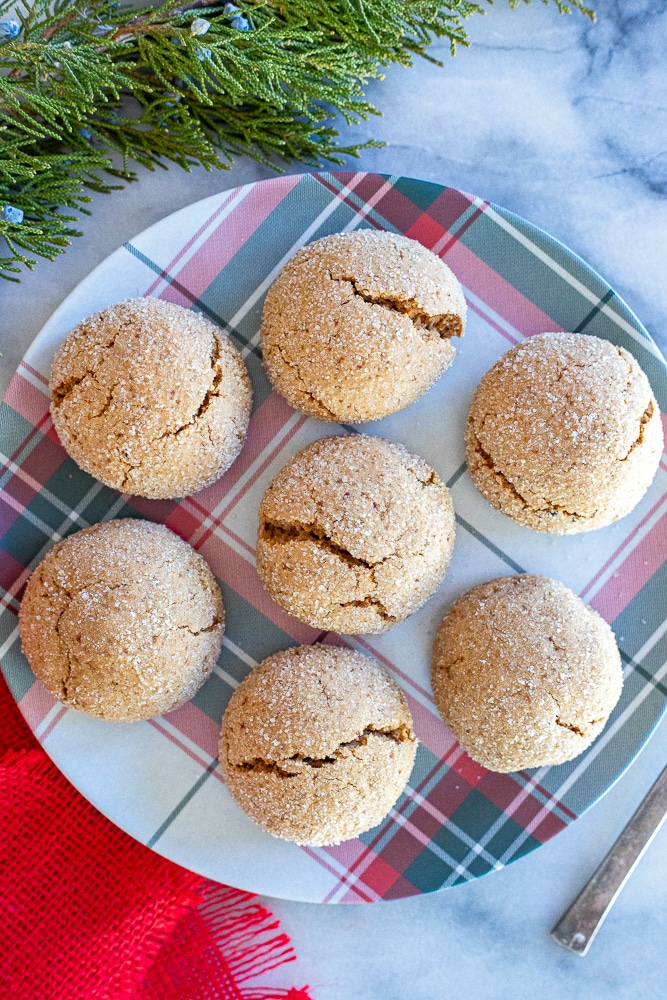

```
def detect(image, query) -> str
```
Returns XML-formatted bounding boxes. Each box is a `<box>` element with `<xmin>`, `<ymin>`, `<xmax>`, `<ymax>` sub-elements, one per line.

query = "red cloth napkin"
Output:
<box><xmin>0</xmin><ymin>675</ymin><xmax>312</xmax><ymax>1000</ymax></box>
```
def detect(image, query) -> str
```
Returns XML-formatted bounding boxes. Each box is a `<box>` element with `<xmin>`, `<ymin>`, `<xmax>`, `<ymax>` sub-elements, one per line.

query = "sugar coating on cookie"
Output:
<box><xmin>465</xmin><ymin>332</ymin><xmax>663</xmax><ymax>534</ymax></box>
<box><xmin>256</xmin><ymin>434</ymin><xmax>456</xmax><ymax>633</ymax></box>
<box><xmin>219</xmin><ymin>644</ymin><xmax>417</xmax><ymax>846</ymax></box>
<box><xmin>19</xmin><ymin>519</ymin><xmax>224</xmax><ymax>722</ymax></box>
<box><xmin>260</xmin><ymin>230</ymin><xmax>466</xmax><ymax>422</ymax></box>
<box><xmin>431</xmin><ymin>575</ymin><xmax>623</xmax><ymax>772</ymax></box>
<box><xmin>50</xmin><ymin>298</ymin><xmax>253</xmax><ymax>499</ymax></box>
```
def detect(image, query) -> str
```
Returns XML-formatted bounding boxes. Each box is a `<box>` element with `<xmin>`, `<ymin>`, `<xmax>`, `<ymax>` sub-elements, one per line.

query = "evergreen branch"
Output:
<box><xmin>0</xmin><ymin>0</ymin><xmax>594</xmax><ymax>280</ymax></box>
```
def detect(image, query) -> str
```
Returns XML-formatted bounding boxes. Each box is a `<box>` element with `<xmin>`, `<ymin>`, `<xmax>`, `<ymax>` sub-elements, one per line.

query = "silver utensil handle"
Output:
<box><xmin>551</xmin><ymin>762</ymin><xmax>667</xmax><ymax>956</ymax></box>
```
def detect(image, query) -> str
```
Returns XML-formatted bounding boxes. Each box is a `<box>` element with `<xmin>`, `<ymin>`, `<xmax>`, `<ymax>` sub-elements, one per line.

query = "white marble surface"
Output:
<box><xmin>2</xmin><ymin>1</ymin><xmax>667</xmax><ymax>997</ymax></box>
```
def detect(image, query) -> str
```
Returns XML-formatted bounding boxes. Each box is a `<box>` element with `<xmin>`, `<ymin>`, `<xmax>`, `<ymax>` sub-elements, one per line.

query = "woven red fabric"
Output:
<box><xmin>0</xmin><ymin>742</ymin><xmax>204</xmax><ymax>999</ymax></box>
<box><xmin>137</xmin><ymin>884</ymin><xmax>312</xmax><ymax>1000</ymax></box>
<box><xmin>0</xmin><ymin>672</ymin><xmax>34</xmax><ymax>755</ymax></box>
<box><xmin>0</xmin><ymin>675</ymin><xmax>312</xmax><ymax>1000</ymax></box>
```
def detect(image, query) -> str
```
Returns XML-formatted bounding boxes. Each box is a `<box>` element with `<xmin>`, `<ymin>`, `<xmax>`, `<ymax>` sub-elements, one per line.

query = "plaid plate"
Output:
<box><xmin>1</xmin><ymin>172</ymin><xmax>666</xmax><ymax>904</ymax></box>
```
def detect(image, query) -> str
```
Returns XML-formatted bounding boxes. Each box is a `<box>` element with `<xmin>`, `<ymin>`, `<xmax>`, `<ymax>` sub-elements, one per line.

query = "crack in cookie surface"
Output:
<box><xmin>555</xmin><ymin>717</ymin><xmax>586</xmax><ymax>737</ymax></box>
<box><xmin>469</xmin><ymin>429</ymin><xmax>596</xmax><ymax>522</ymax></box>
<box><xmin>259</xmin><ymin>520</ymin><xmax>385</xmax><ymax>571</ymax></box>
<box><xmin>336</xmin><ymin>595</ymin><xmax>397</xmax><ymax>622</ymax></box>
<box><xmin>341</xmin><ymin>275</ymin><xmax>463</xmax><ymax>339</ymax></box>
<box><xmin>51</xmin><ymin>334</ymin><xmax>119</xmax><ymax>406</ymax></box>
<box><xmin>621</xmin><ymin>400</ymin><xmax>654</xmax><ymax>462</ymax></box>
<box><xmin>232</xmin><ymin>724</ymin><xmax>414</xmax><ymax>776</ymax></box>
<box><xmin>269</xmin><ymin>341</ymin><xmax>339</xmax><ymax>420</ymax></box>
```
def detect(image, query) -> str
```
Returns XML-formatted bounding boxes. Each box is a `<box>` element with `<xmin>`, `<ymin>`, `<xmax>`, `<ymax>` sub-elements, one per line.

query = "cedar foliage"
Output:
<box><xmin>0</xmin><ymin>0</ymin><xmax>593</xmax><ymax>279</ymax></box>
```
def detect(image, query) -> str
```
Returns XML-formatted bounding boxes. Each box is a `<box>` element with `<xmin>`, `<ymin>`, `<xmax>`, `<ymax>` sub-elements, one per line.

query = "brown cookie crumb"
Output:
<box><xmin>261</xmin><ymin>230</ymin><xmax>466</xmax><ymax>422</ymax></box>
<box><xmin>19</xmin><ymin>519</ymin><xmax>224</xmax><ymax>722</ymax></box>
<box><xmin>219</xmin><ymin>644</ymin><xmax>417</xmax><ymax>845</ymax></box>
<box><xmin>431</xmin><ymin>574</ymin><xmax>623</xmax><ymax>772</ymax></box>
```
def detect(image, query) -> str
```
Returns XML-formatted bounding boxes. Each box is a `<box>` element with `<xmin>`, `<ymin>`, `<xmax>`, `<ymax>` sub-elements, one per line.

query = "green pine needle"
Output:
<box><xmin>0</xmin><ymin>0</ymin><xmax>594</xmax><ymax>280</ymax></box>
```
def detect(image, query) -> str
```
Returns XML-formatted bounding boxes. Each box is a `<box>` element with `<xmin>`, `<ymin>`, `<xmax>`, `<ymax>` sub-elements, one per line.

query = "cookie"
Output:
<box><xmin>260</xmin><ymin>230</ymin><xmax>466</xmax><ymax>422</ymax></box>
<box><xmin>465</xmin><ymin>332</ymin><xmax>663</xmax><ymax>533</ymax></box>
<box><xmin>19</xmin><ymin>519</ymin><xmax>224</xmax><ymax>722</ymax></box>
<box><xmin>50</xmin><ymin>298</ymin><xmax>253</xmax><ymax>499</ymax></box>
<box><xmin>430</xmin><ymin>574</ymin><xmax>623</xmax><ymax>772</ymax></box>
<box><xmin>256</xmin><ymin>434</ymin><xmax>456</xmax><ymax>633</ymax></box>
<box><xmin>219</xmin><ymin>644</ymin><xmax>417</xmax><ymax>846</ymax></box>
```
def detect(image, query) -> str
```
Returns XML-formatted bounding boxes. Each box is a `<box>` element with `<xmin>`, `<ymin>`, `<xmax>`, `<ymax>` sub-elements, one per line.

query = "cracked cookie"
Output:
<box><xmin>430</xmin><ymin>574</ymin><xmax>623</xmax><ymax>773</ymax></box>
<box><xmin>256</xmin><ymin>434</ymin><xmax>456</xmax><ymax>633</ymax></box>
<box><xmin>219</xmin><ymin>643</ymin><xmax>417</xmax><ymax>845</ymax></box>
<box><xmin>260</xmin><ymin>230</ymin><xmax>466</xmax><ymax>422</ymax></box>
<box><xmin>465</xmin><ymin>331</ymin><xmax>663</xmax><ymax>534</ymax></box>
<box><xmin>19</xmin><ymin>518</ymin><xmax>224</xmax><ymax>722</ymax></box>
<box><xmin>49</xmin><ymin>297</ymin><xmax>253</xmax><ymax>499</ymax></box>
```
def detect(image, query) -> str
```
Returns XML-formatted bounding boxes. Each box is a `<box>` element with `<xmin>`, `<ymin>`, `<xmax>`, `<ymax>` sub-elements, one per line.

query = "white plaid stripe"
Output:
<box><xmin>482</xmin><ymin>201</ymin><xmax>664</xmax><ymax>358</ymax></box>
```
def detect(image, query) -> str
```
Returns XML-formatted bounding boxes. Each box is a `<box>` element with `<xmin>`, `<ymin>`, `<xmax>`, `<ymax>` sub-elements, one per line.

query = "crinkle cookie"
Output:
<box><xmin>260</xmin><ymin>230</ymin><xmax>466</xmax><ymax>422</ymax></box>
<box><xmin>430</xmin><ymin>574</ymin><xmax>623</xmax><ymax>773</ymax></box>
<box><xmin>256</xmin><ymin>434</ymin><xmax>456</xmax><ymax>633</ymax></box>
<box><xmin>50</xmin><ymin>298</ymin><xmax>253</xmax><ymax>499</ymax></box>
<box><xmin>465</xmin><ymin>332</ymin><xmax>663</xmax><ymax>534</ymax></box>
<box><xmin>219</xmin><ymin>644</ymin><xmax>417</xmax><ymax>846</ymax></box>
<box><xmin>19</xmin><ymin>518</ymin><xmax>224</xmax><ymax>722</ymax></box>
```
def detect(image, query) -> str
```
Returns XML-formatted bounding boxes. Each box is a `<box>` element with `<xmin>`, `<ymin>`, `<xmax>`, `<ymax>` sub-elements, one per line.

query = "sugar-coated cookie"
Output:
<box><xmin>50</xmin><ymin>298</ymin><xmax>252</xmax><ymax>499</ymax></box>
<box><xmin>219</xmin><ymin>644</ymin><xmax>417</xmax><ymax>846</ymax></box>
<box><xmin>19</xmin><ymin>519</ymin><xmax>224</xmax><ymax>722</ymax></box>
<box><xmin>431</xmin><ymin>574</ymin><xmax>623</xmax><ymax>772</ymax></box>
<box><xmin>465</xmin><ymin>332</ymin><xmax>663</xmax><ymax>534</ymax></box>
<box><xmin>256</xmin><ymin>434</ymin><xmax>456</xmax><ymax>633</ymax></box>
<box><xmin>261</xmin><ymin>230</ymin><xmax>466</xmax><ymax>422</ymax></box>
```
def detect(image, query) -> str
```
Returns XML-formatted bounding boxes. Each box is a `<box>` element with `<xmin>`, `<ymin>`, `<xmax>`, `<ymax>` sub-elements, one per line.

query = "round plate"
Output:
<box><xmin>1</xmin><ymin>172</ymin><xmax>666</xmax><ymax>903</ymax></box>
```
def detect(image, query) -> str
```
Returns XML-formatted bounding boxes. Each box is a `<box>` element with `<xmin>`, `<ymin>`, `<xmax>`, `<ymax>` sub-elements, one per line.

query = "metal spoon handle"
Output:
<box><xmin>551</xmin><ymin>762</ymin><xmax>667</xmax><ymax>956</ymax></box>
